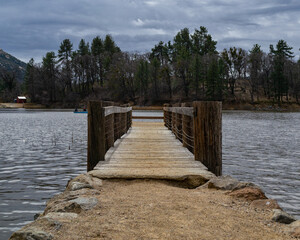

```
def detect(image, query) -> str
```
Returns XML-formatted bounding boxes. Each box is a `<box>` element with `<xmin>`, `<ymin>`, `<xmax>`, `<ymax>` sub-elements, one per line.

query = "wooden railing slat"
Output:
<box><xmin>163</xmin><ymin>107</ymin><xmax>193</xmax><ymax>117</ymax></box>
<box><xmin>104</xmin><ymin>106</ymin><xmax>132</xmax><ymax>116</ymax></box>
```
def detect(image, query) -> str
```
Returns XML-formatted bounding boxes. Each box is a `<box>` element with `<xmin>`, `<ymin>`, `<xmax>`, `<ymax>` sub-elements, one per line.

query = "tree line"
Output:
<box><xmin>18</xmin><ymin>27</ymin><xmax>300</xmax><ymax>105</ymax></box>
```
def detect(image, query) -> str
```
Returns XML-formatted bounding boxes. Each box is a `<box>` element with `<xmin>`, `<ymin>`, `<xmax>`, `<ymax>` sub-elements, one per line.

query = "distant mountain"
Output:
<box><xmin>0</xmin><ymin>49</ymin><xmax>27</xmax><ymax>82</ymax></box>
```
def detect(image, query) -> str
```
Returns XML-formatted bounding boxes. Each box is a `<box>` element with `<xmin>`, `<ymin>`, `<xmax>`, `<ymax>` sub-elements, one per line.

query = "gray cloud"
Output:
<box><xmin>0</xmin><ymin>0</ymin><xmax>299</xmax><ymax>62</ymax></box>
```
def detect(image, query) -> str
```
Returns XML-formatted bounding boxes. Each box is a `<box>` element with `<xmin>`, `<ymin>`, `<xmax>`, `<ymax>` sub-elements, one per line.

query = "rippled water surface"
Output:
<box><xmin>0</xmin><ymin>109</ymin><xmax>299</xmax><ymax>239</ymax></box>
<box><xmin>223</xmin><ymin>111</ymin><xmax>300</xmax><ymax>219</ymax></box>
<box><xmin>0</xmin><ymin>110</ymin><xmax>87</xmax><ymax>239</ymax></box>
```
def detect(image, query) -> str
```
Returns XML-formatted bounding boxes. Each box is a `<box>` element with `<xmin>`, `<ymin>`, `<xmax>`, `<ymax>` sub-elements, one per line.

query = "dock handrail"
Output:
<box><xmin>163</xmin><ymin>101</ymin><xmax>222</xmax><ymax>176</ymax></box>
<box><xmin>87</xmin><ymin>101</ymin><xmax>132</xmax><ymax>171</ymax></box>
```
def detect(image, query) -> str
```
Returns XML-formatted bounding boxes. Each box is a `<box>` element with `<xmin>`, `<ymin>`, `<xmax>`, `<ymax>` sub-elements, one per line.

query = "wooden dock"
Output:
<box><xmin>90</xmin><ymin>122</ymin><xmax>214</xmax><ymax>187</ymax></box>
<box><xmin>88</xmin><ymin>101</ymin><xmax>222</xmax><ymax>187</ymax></box>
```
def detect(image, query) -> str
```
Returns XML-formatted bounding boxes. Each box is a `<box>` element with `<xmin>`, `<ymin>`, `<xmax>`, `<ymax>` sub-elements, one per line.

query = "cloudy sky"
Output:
<box><xmin>1</xmin><ymin>0</ymin><xmax>300</xmax><ymax>63</ymax></box>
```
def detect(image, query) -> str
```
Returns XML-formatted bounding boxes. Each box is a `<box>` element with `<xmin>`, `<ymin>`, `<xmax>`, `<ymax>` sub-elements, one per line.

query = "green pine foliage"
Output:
<box><xmin>16</xmin><ymin>28</ymin><xmax>300</xmax><ymax>106</ymax></box>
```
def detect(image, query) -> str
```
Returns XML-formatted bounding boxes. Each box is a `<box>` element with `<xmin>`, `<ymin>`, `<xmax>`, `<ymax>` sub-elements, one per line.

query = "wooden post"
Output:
<box><xmin>87</xmin><ymin>101</ymin><xmax>105</xmax><ymax>171</ymax></box>
<box><xmin>193</xmin><ymin>101</ymin><xmax>222</xmax><ymax>176</ymax></box>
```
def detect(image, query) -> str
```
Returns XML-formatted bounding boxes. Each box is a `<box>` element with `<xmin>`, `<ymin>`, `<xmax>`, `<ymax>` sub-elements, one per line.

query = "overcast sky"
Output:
<box><xmin>1</xmin><ymin>0</ymin><xmax>300</xmax><ymax>63</ymax></box>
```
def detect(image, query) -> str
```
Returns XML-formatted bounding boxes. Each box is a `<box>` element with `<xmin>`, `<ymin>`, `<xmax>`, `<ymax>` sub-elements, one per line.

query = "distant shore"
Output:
<box><xmin>0</xmin><ymin>103</ymin><xmax>46</xmax><ymax>109</ymax></box>
<box><xmin>1</xmin><ymin>102</ymin><xmax>300</xmax><ymax>112</ymax></box>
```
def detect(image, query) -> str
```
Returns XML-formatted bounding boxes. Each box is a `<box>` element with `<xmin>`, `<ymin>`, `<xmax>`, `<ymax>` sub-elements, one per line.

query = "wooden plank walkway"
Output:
<box><xmin>90</xmin><ymin>122</ymin><xmax>215</xmax><ymax>187</ymax></box>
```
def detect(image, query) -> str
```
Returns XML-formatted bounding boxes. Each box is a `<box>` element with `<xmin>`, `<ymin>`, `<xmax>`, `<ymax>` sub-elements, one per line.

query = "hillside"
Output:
<box><xmin>0</xmin><ymin>49</ymin><xmax>26</xmax><ymax>82</ymax></box>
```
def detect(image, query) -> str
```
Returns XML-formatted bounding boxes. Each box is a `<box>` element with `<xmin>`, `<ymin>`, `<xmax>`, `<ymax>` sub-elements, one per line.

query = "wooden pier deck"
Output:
<box><xmin>90</xmin><ymin>121</ymin><xmax>215</xmax><ymax>187</ymax></box>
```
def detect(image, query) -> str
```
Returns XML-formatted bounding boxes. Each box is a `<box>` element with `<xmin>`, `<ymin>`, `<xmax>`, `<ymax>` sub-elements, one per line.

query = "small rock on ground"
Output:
<box><xmin>9</xmin><ymin>228</ymin><xmax>53</xmax><ymax>240</ymax></box>
<box><xmin>272</xmin><ymin>209</ymin><xmax>297</xmax><ymax>224</ymax></box>
<box><xmin>205</xmin><ymin>175</ymin><xmax>256</xmax><ymax>191</ymax></box>
<box><xmin>67</xmin><ymin>181</ymin><xmax>93</xmax><ymax>191</ymax></box>
<box><xmin>250</xmin><ymin>199</ymin><xmax>281</xmax><ymax>210</ymax></box>
<box><xmin>69</xmin><ymin>197</ymin><xmax>98</xmax><ymax>210</ymax></box>
<box><xmin>228</xmin><ymin>187</ymin><xmax>267</xmax><ymax>201</ymax></box>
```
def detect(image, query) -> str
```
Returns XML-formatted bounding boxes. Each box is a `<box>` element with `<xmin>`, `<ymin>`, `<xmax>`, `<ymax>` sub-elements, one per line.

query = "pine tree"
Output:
<box><xmin>58</xmin><ymin>39</ymin><xmax>73</xmax><ymax>92</ymax></box>
<box><xmin>270</xmin><ymin>40</ymin><xmax>294</xmax><ymax>103</ymax></box>
<box><xmin>24</xmin><ymin>58</ymin><xmax>35</xmax><ymax>101</ymax></box>
<box><xmin>248</xmin><ymin>44</ymin><xmax>263</xmax><ymax>102</ymax></box>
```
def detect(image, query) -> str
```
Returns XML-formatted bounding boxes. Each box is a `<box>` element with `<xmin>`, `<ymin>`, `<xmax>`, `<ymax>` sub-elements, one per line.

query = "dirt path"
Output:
<box><xmin>52</xmin><ymin>179</ymin><xmax>291</xmax><ymax>240</ymax></box>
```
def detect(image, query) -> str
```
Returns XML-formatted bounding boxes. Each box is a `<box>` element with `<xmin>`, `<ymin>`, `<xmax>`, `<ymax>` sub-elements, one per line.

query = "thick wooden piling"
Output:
<box><xmin>87</xmin><ymin>101</ymin><xmax>105</xmax><ymax>171</ymax></box>
<box><xmin>193</xmin><ymin>101</ymin><xmax>222</xmax><ymax>176</ymax></box>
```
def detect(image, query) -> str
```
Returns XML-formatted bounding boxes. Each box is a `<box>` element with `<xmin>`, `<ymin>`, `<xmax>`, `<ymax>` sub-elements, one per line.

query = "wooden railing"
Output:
<box><xmin>87</xmin><ymin>101</ymin><xmax>132</xmax><ymax>171</ymax></box>
<box><xmin>163</xmin><ymin>101</ymin><xmax>222</xmax><ymax>176</ymax></box>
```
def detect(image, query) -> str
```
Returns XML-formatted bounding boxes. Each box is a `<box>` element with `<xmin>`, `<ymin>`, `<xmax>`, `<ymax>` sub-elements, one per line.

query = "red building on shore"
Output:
<box><xmin>17</xmin><ymin>96</ymin><xmax>26</xmax><ymax>103</ymax></box>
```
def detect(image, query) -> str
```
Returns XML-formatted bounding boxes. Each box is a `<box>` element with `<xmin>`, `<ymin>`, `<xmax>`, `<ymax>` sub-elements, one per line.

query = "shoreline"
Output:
<box><xmin>9</xmin><ymin>173</ymin><xmax>299</xmax><ymax>239</ymax></box>
<box><xmin>1</xmin><ymin>102</ymin><xmax>300</xmax><ymax>112</ymax></box>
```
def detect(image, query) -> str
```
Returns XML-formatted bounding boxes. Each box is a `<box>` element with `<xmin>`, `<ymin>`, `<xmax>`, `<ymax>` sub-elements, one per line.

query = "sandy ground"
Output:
<box><xmin>50</xmin><ymin>179</ymin><xmax>292</xmax><ymax>240</ymax></box>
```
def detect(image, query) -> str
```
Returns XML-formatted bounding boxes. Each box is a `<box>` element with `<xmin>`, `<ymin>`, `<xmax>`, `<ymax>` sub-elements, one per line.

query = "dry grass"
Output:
<box><xmin>49</xmin><ymin>180</ymin><xmax>292</xmax><ymax>240</ymax></box>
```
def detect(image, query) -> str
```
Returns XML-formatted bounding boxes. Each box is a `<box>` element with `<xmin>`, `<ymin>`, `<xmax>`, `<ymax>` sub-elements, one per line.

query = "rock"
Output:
<box><xmin>89</xmin><ymin>169</ymin><xmax>214</xmax><ymax>188</ymax></box>
<box><xmin>233</xmin><ymin>182</ymin><xmax>257</xmax><ymax>191</ymax></box>
<box><xmin>69</xmin><ymin>197</ymin><xmax>98</xmax><ymax>210</ymax></box>
<box><xmin>88</xmin><ymin>177</ymin><xmax>103</xmax><ymax>189</ymax></box>
<box><xmin>45</xmin><ymin>212</ymin><xmax>78</xmax><ymax>220</ymax></box>
<box><xmin>9</xmin><ymin>228</ymin><xmax>53</xmax><ymax>240</ymax></box>
<box><xmin>228</xmin><ymin>187</ymin><xmax>267</xmax><ymax>201</ymax></box>
<box><xmin>34</xmin><ymin>213</ymin><xmax>42</xmax><ymax>220</ymax></box>
<box><xmin>68</xmin><ymin>174</ymin><xmax>103</xmax><ymax>190</ymax></box>
<box><xmin>44</xmin><ymin>200</ymin><xmax>83</xmax><ymax>215</ymax></box>
<box><xmin>250</xmin><ymin>199</ymin><xmax>281</xmax><ymax>210</ymax></box>
<box><xmin>68</xmin><ymin>181</ymin><xmax>93</xmax><ymax>191</ymax></box>
<box><xmin>60</xmin><ymin>202</ymin><xmax>82</xmax><ymax>213</ymax></box>
<box><xmin>206</xmin><ymin>175</ymin><xmax>240</xmax><ymax>190</ymax></box>
<box><xmin>272</xmin><ymin>209</ymin><xmax>296</xmax><ymax>224</ymax></box>
<box><xmin>185</xmin><ymin>175</ymin><xmax>210</xmax><ymax>188</ymax></box>
<box><xmin>204</xmin><ymin>175</ymin><xmax>257</xmax><ymax>191</ymax></box>
<box><xmin>39</xmin><ymin>217</ymin><xmax>62</xmax><ymax>231</ymax></box>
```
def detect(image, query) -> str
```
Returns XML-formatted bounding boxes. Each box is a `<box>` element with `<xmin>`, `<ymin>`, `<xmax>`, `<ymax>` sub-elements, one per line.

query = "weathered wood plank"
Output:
<box><xmin>92</xmin><ymin>122</ymin><xmax>215</xmax><ymax>186</ymax></box>
<box><xmin>104</xmin><ymin>106</ymin><xmax>132</xmax><ymax>116</ymax></box>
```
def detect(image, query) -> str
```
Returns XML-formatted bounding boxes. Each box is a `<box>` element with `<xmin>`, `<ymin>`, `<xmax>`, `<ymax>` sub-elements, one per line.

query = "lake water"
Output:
<box><xmin>0</xmin><ymin>109</ymin><xmax>299</xmax><ymax>239</ymax></box>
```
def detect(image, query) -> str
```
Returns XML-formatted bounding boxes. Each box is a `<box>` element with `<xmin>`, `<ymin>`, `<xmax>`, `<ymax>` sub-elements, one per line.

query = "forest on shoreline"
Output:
<box><xmin>1</xmin><ymin>26</ymin><xmax>300</xmax><ymax>107</ymax></box>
